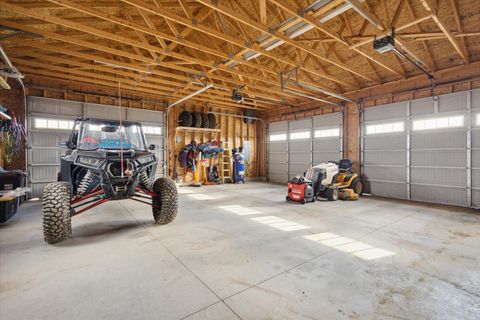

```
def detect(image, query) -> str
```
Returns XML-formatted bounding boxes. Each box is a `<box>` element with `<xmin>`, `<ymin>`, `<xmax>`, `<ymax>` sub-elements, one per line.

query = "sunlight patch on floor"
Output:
<box><xmin>187</xmin><ymin>193</ymin><xmax>216</xmax><ymax>200</ymax></box>
<box><xmin>178</xmin><ymin>188</ymin><xmax>197</xmax><ymax>194</ymax></box>
<box><xmin>303</xmin><ymin>233</ymin><xmax>395</xmax><ymax>260</ymax></box>
<box><xmin>251</xmin><ymin>216</ymin><xmax>310</xmax><ymax>231</ymax></box>
<box><xmin>218</xmin><ymin>205</ymin><xmax>262</xmax><ymax>215</ymax></box>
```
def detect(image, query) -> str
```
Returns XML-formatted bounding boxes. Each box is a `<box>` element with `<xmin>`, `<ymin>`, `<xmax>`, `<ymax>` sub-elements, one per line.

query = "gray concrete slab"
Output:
<box><xmin>1</xmin><ymin>182</ymin><xmax>479</xmax><ymax>320</ymax></box>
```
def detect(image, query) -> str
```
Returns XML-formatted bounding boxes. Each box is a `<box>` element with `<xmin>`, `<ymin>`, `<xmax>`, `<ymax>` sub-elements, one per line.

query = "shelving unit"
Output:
<box><xmin>175</xmin><ymin>126</ymin><xmax>221</xmax><ymax>133</ymax></box>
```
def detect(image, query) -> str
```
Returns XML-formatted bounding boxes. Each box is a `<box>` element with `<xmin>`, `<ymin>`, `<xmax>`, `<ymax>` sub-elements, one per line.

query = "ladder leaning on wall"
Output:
<box><xmin>221</xmin><ymin>142</ymin><xmax>233</xmax><ymax>183</ymax></box>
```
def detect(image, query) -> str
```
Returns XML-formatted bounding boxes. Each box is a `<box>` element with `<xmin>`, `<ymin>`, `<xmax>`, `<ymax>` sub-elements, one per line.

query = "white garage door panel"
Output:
<box><xmin>289</xmin><ymin>164</ymin><xmax>308</xmax><ymax>179</ymax></box>
<box><xmin>367</xmin><ymin>181</ymin><xmax>407</xmax><ymax>199</ymax></box>
<box><xmin>362</xmin><ymin>91</ymin><xmax>474</xmax><ymax>206</ymax></box>
<box><xmin>411</xmin><ymin>130</ymin><xmax>466</xmax><ymax>149</ymax></box>
<box><xmin>411</xmin><ymin>167</ymin><xmax>466</xmax><ymax>187</ymax></box>
<box><xmin>364</xmin><ymin>135</ymin><xmax>406</xmax><ymax>150</ymax></box>
<box><xmin>470</xmin><ymin>169</ymin><xmax>480</xmax><ymax>187</ymax></box>
<box><xmin>269</xmin><ymin>172</ymin><xmax>288</xmax><ymax>184</ymax></box>
<box><xmin>471</xmin><ymin>189</ymin><xmax>480</xmax><ymax>207</ymax></box>
<box><xmin>410</xmin><ymin>97</ymin><xmax>434</xmax><ymax>116</ymax></box>
<box><xmin>363</xmin><ymin>165</ymin><xmax>406</xmax><ymax>182</ymax></box>
<box><xmin>30</xmin><ymin>149</ymin><xmax>61</xmax><ymax>164</ymax></box>
<box><xmin>28</xmin><ymin>97</ymin><xmax>166</xmax><ymax>197</ymax></box>
<box><xmin>269</xmin><ymin>121</ymin><xmax>288</xmax><ymax>132</ymax></box>
<box><xmin>268</xmin><ymin>142</ymin><xmax>287</xmax><ymax>152</ymax></box>
<box><xmin>472</xmin><ymin>89</ymin><xmax>480</xmax><ymax>108</ymax></box>
<box><xmin>269</xmin><ymin>152</ymin><xmax>287</xmax><ymax>163</ymax></box>
<box><xmin>31</xmin><ymin>166</ymin><xmax>59</xmax><ymax>183</ymax></box>
<box><xmin>267</xmin><ymin>113</ymin><xmax>341</xmax><ymax>184</ymax></box>
<box><xmin>29</xmin><ymin>97</ymin><xmax>83</xmax><ymax>117</ymax></box>
<box><xmin>364</xmin><ymin>102</ymin><xmax>407</xmax><ymax>121</ymax></box>
<box><xmin>128</xmin><ymin>109</ymin><xmax>164</xmax><ymax>123</ymax></box>
<box><xmin>289</xmin><ymin>119</ymin><xmax>311</xmax><ymax>130</ymax></box>
<box><xmin>312</xmin><ymin>139</ymin><xmax>340</xmax><ymax>152</ymax></box>
<box><xmin>313</xmin><ymin>151</ymin><xmax>342</xmax><ymax>164</ymax></box>
<box><xmin>363</xmin><ymin>150</ymin><xmax>406</xmax><ymax>166</ymax></box>
<box><xmin>84</xmin><ymin>103</ymin><xmax>128</xmax><ymax>120</ymax></box>
<box><xmin>289</xmin><ymin>141</ymin><xmax>310</xmax><ymax>151</ymax></box>
<box><xmin>411</xmin><ymin>150</ymin><xmax>466</xmax><ymax>167</ymax></box>
<box><xmin>439</xmin><ymin>92</ymin><xmax>468</xmax><ymax>112</ymax></box>
<box><xmin>289</xmin><ymin>152</ymin><xmax>310</xmax><ymax>163</ymax></box>
<box><xmin>313</xmin><ymin>113</ymin><xmax>342</xmax><ymax>127</ymax></box>
<box><xmin>471</xmin><ymin>129</ymin><xmax>480</xmax><ymax>147</ymax></box>
<box><xmin>269</xmin><ymin>163</ymin><xmax>288</xmax><ymax>173</ymax></box>
<box><xmin>411</xmin><ymin>185</ymin><xmax>467</xmax><ymax>206</ymax></box>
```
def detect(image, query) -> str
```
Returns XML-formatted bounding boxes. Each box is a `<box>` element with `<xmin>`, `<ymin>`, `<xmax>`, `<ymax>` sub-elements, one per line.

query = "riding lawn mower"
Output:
<box><xmin>286</xmin><ymin>159</ymin><xmax>362</xmax><ymax>204</ymax></box>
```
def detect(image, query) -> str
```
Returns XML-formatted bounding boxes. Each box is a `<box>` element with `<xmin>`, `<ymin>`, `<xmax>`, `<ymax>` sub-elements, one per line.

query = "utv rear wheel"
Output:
<box><xmin>42</xmin><ymin>182</ymin><xmax>72</xmax><ymax>244</ymax></box>
<box><xmin>152</xmin><ymin>177</ymin><xmax>178</xmax><ymax>224</ymax></box>
<box><xmin>326</xmin><ymin>187</ymin><xmax>339</xmax><ymax>201</ymax></box>
<box><xmin>351</xmin><ymin>178</ymin><xmax>363</xmax><ymax>196</ymax></box>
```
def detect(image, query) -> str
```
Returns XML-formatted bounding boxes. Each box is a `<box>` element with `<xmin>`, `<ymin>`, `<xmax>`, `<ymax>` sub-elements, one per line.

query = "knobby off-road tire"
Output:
<box><xmin>207</xmin><ymin>113</ymin><xmax>217</xmax><ymax>128</ymax></box>
<box><xmin>201</xmin><ymin>113</ymin><xmax>209</xmax><ymax>128</ymax></box>
<box><xmin>179</xmin><ymin>111</ymin><xmax>192</xmax><ymax>127</ymax></box>
<box><xmin>152</xmin><ymin>177</ymin><xmax>178</xmax><ymax>224</ymax></box>
<box><xmin>42</xmin><ymin>182</ymin><xmax>72</xmax><ymax>244</ymax></box>
<box><xmin>191</xmin><ymin>112</ymin><xmax>202</xmax><ymax>128</ymax></box>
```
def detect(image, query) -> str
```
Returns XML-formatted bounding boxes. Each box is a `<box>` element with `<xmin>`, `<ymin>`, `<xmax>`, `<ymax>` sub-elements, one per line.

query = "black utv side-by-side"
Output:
<box><xmin>42</xmin><ymin>117</ymin><xmax>178</xmax><ymax>244</ymax></box>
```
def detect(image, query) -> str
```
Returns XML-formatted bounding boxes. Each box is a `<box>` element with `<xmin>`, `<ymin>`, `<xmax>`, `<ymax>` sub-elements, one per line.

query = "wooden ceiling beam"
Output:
<box><xmin>350</xmin><ymin>15</ymin><xmax>431</xmax><ymax>48</ymax></box>
<box><xmin>29</xmin><ymin>0</ymin><xmax>327</xmax><ymax>92</ymax></box>
<box><xmin>0</xmin><ymin>8</ymin><xmax>302</xmax><ymax>102</ymax></box>
<box><xmin>6</xmin><ymin>1</ymin><xmax>202</xmax><ymax>9</ymax></box>
<box><xmin>344</xmin><ymin>0</ymin><xmax>385</xmax><ymax>31</ymax></box>
<box><xmin>259</xmin><ymin>0</ymin><xmax>267</xmax><ymax>25</ymax></box>
<box><xmin>120</xmin><ymin>0</ymin><xmax>357</xmax><ymax>88</ymax></box>
<box><xmin>268</xmin><ymin>0</ymin><xmax>403</xmax><ymax>77</ymax></box>
<box><xmin>15</xmin><ymin>59</ymin><xmax>270</xmax><ymax>110</ymax></box>
<box><xmin>195</xmin><ymin>0</ymin><xmax>376</xmax><ymax>83</ymax></box>
<box><xmin>448</xmin><ymin>0</ymin><xmax>469</xmax><ymax>63</ymax></box>
<box><xmin>5</xmin><ymin>35</ymin><xmax>290</xmax><ymax>104</ymax></box>
<box><xmin>418</xmin><ymin>0</ymin><xmax>469</xmax><ymax>64</ymax></box>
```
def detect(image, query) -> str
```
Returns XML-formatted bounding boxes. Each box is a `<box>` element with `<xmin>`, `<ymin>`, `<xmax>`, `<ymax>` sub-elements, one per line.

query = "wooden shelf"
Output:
<box><xmin>175</xmin><ymin>126</ymin><xmax>221</xmax><ymax>133</ymax></box>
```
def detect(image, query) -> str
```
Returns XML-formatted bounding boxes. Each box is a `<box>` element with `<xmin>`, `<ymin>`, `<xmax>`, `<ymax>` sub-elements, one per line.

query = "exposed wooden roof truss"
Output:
<box><xmin>0</xmin><ymin>0</ymin><xmax>478</xmax><ymax>110</ymax></box>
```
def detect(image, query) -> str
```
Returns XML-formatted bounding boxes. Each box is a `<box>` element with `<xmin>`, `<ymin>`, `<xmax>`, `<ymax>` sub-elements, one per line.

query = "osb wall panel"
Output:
<box><xmin>168</xmin><ymin>104</ymin><xmax>258</xmax><ymax>183</ymax></box>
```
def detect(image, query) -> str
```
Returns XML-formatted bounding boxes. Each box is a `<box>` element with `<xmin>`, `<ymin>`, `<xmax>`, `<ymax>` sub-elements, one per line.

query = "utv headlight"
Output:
<box><xmin>138</xmin><ymin>155</ymin><xmax>155</xmax><ymax>165</ymax></box>
<box><xmin>77</xmin><ymin>156</ymin><xmax>102</xmax><ymax>167</ymax></box>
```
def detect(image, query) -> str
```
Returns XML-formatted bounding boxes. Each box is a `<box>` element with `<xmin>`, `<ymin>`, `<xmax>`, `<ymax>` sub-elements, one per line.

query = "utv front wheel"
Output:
<box><xmin>42</xmin><ymin>182</ymin><xmax>72</xmax><ymax>244</ymax></box>
<box><xmin>152</xmin><ymin>177</ymin><xmax>178</xmax><ymax>224</ymax></box>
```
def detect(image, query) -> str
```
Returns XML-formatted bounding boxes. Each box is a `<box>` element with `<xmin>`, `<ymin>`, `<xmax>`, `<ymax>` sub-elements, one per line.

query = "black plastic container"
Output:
<box><xmin>0</xmin><ymin>197</ymin><xmax>19</xmax><ymax>223</ymax></box>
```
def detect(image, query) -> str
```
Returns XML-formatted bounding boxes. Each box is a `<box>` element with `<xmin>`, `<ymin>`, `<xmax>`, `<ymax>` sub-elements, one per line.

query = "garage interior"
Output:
<box><xmin>0</xmin><ymin>0</ymin><xmax>479</xmax><ymax>319</ymax></box>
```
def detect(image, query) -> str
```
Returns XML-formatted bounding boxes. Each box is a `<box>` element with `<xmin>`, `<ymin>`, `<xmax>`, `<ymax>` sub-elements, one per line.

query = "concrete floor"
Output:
<box><xmin>1</xmin><ymin>182</ymin><xmax>479</xmax><ymax>320</ymax></box>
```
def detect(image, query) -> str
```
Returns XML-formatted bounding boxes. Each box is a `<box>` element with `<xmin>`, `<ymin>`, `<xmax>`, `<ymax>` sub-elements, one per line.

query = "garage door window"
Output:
<box><xmin>34</xmin><ymin>118</ymin><xmax>74</xmax><ymax>130</ymax></box>
<box><xmin>290</xmin><ymin>131</ymin><xmax>310</xmax><ymax>140</ymax></box>
<box><xmin>269</xmin><ymin>133</ymin><xmax>287</xmax><ymax>141</ymax></box>
<box><xmin>143</xmin><ymin>126</ymin><xmax>162</xmax><ymax>135</ymax></box>
<box><xmin>412</xmin><ymin>115</ymin><xmax>463</xmax><ymax>131</ymax></box>
<box><xmin>314</xmin><ymin>128</ymin><xmax>340</xmax><ymax>138</ymax></box>
<box><xmin>365</xmin><ymin>122</ymin><xmax>404</xmax><ymax>135</ymax></box>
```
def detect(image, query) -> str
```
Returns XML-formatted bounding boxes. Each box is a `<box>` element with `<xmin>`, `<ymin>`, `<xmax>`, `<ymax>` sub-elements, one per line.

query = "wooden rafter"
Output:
<box><xmin>418</xmin><ymin>0</ymin><xmax>469</xmax><ymax>64</ymax></box>
<box><xmin>195</xmin><ymin>0</ymin><xmax>376</xmax><ymax>83</ymax></box>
